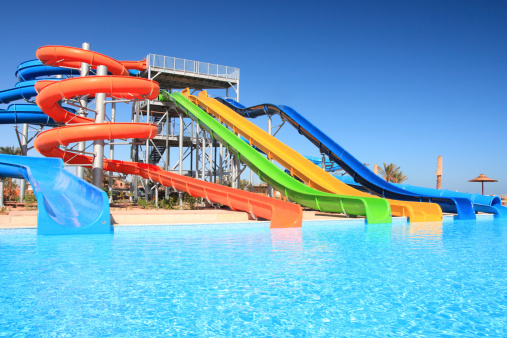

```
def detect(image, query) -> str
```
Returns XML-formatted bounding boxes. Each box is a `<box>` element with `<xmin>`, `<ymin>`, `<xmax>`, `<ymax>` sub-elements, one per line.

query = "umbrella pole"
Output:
<box><xmin>482</xmin><ymin>182</ymin><xmax>484</xmax><ymax>195</ymax></box>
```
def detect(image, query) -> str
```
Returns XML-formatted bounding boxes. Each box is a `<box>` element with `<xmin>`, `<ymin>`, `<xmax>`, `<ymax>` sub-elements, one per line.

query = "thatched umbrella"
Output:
<box><xmin>468</xmin><ymin>173</ymin><xmax>498</xmax><ymax>195</ymax></box>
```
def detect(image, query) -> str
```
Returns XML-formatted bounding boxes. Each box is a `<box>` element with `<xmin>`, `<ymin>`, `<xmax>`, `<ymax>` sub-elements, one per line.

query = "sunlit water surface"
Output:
<box><xmin>0</xmin><ymin>217</ymin><xmax>506</xmax><ymax>336</ymax></box>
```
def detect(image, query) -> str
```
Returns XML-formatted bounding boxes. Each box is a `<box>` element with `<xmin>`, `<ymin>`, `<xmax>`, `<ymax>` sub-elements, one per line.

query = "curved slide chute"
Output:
<box><xmin>0</xmin><ymin>154</ymin><xmax>111</xmax><ymax>235</ymax></box>
<box><xmin>0</xmin><ymin>104</ymin><xmax>56</xmax><ymax>125</ymax></box>
<box><xmin>0</xmin><ymin>80</ymin><xmax>38</xmax><ymax>104</ymax></box>
<box><xmin>216</xmin><ymin>98</ymin><xmax>478</xmax><ymax>220</ymax></box>
<box><xmin>16</xmin><ymin>59</ymin><xmax>145</xmax><ymax>82</ymax></box>
<box><xmin>161</xmin><ymin>90</ymin><xmax>392</xmax><ymax>224</ymax></box>
<box><xmin>0</xmin><ymin>56</ymin><xmax>139</xmax><ymax>126</ymax></box>
<box><xmin>16</xmin><ymin>60</ymin><xmax>82</xmax><ymax>82</ymax></box>
<box><xmin>185</xmin><ymin>91</ymin><xmax>444</xmax><ymax>223</ymax></box>
<box><xmin>33</xmin><ymin>45</ymin><xmax>302</xmax><ymax>229</ymax></box>
<box><xmin>0</xmin><ymin>62</ymin><xmax>66</xmax><ymax>126</ymax></box>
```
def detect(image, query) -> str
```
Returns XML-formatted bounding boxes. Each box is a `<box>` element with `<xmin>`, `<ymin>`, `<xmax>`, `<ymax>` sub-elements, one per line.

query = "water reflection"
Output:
<box><xmin>409</xmin><ymin>221</ymin><xmax>443</xmax><ymax>238</ymax></box>
<box><xmin>270</xmin><ymin>227</ymin><xmax>303</xmax><ymax>251</ymax></box>
<box><xmin>37</xmin><ymin>233</ymin><xmax>114</xmax><ymax>258</ymax></box>
<box><xmin>398</xmin><ymin>221</ymin><xmax>444</xmax><ymax>252</ymax></box>
<box><xmin>365</xmin><ymin>223</ymin><xmax>392</xmax><ymax>245</ymax></box>
<box><xmin>364</xmin><ymin>220</ymin><xmax>445</xmax><ymax>251</ymax></box>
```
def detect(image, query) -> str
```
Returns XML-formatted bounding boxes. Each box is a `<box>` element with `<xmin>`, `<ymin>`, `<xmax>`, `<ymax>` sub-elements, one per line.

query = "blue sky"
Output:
<box><xmin>0</xmin><ymin>0</ymin><xmax>506</xmax><ymax>195</ymax></box>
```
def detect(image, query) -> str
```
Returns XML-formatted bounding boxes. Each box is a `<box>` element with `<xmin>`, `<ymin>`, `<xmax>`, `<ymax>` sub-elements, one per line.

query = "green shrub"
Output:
<box><xmin>137</xmin><ymin>198</ymin><xmax>155</xmax><ymax>209</ymax></box>
<box><xmin>159</xmin><ymin>198</ymin><xmax>175</xmax><ymax>210</ymax></box>
<box><xmin>24</xmin><ymin>193</ymin><xmax>37</xmax><ymax>211</ymax></box>
<box><xmin>183</xmin><ymin>193</ymin><xmax>197</xmax><ymax>210</ymax></box>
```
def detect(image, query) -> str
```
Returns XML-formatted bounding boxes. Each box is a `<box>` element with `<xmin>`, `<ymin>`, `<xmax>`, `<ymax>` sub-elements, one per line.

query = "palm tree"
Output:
<box><xmin>84</xmin><ymin>168</ymin><xmax>93</xmax><ymax>183</ymax></box>
<box><xmin>0</xmin><ymin>146</ymin><xmax>23</xmax><ymax>206</ymax></box>
<box><xmin>1</xmin><ymin>178</ymin><xmax>18</xmax><ymax>201</ymax></box>
<box><xmin>391</xmin><ymin>171</ymin><xmax>408</xmax><ymax>184</ymax></box>
<box><xmin>0</xmin><ymin>146</ymin><xmax>22</xmax><ymax>155</ymax></box>
<box><xmin>377</xmin><ymin>162</ymin><xmax>408</xmax><ymax>183</ymax></box>
<box><xmin>240</xmin><ymin>179</ymin><xmax>251</xmax><ymax>191</ymax></box>
<box><xmin>83</xmin><ymin>168</ymin><xmax>110</xmax><ymax>188</ymax></box>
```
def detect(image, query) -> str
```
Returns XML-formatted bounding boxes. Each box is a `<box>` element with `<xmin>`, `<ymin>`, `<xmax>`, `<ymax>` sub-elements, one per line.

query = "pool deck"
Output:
<box><xmin>0</xmin><ymin>207</ymin><xmax>472</xmax><ymax>230</ymax></box>
<box><xmin>0</xmin><ymin>209</ymin><xmax>360</xmax><ymax>229</ymax></box>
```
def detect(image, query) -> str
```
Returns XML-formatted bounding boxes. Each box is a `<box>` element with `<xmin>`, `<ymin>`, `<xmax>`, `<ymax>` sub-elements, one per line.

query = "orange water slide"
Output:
<box><xmin>32</xmin><ymin>45</ymin><xmax>302</xmax><ymax>228</ymax></box>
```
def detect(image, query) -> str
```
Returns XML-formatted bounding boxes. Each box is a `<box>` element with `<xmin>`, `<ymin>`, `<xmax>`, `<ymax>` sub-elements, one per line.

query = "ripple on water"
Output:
<box><xmin>0</xmin><ymin>219</ymin><xmax>506</xmax><ymax>336</ymax></box>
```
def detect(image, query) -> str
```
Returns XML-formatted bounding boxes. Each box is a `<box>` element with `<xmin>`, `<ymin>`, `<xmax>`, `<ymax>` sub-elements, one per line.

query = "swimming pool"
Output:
<box><xmin>0</xmin><ymin>217</ymin><xmax>505</xmax><ymax>336</ymax></box>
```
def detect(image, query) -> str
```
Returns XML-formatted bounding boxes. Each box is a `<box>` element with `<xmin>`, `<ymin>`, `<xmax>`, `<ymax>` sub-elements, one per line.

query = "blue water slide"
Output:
<box><xmin>0</xmin><ymin>104</ymin><xmax>56</xmax><ymax>125</ymax></box>
<box><xmin>216</xmin><ymin>98</ymin><xmax>484</xmax><ymax>220</ymax></box>
<box><xmin>16</xmin><ymin>60</ymin><xmax>82</xmax><ymax>81</ymax></box>
<box><xmin>0</xmin><ymin>154</ymin><xmax>112</xmax><ymax>235</ymax></box>
<box><xmin>0</xmin><ymin>80</ymin><xmax>38</xmax><ymax>104</ymax></box>
<box><xmin>0</xmin><ymin>62</ymin><xmax>77</xmax><ymax>125</ymax></box>
<box><xmin>16</xmin><ymin>60</ymin><xmax>140</xmax><ymax>81</ymax></box>
<box><xmin>333</xmin><ymin>174</ymin><xmax>507</xmax><ymax>217</ymax></box>
<box><xmin>304</xmin><ymin>156</ymin><xmax>342</xmax><ymax>172</ymax></box>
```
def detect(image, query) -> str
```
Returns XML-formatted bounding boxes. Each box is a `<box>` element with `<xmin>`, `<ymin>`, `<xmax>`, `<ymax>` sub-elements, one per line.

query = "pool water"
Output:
<box><xmin>0</xmin><ymin>217</ymin><xmax>506</xmax><ymax>336</ymax></box>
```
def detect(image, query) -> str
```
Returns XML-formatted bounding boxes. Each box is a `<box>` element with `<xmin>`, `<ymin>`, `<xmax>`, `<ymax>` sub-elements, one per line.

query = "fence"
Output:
<box><xmin>147</xmin><ymin>54</ymin><xmax>239</xmax><ymax>82</ymax></box>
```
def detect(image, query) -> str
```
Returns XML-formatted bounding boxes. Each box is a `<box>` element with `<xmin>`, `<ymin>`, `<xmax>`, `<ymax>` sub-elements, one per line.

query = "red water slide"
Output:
<box><xmin>33</xmin><ymin>46</ymin><xmax>302</xmax><ymax>228</ymax></box>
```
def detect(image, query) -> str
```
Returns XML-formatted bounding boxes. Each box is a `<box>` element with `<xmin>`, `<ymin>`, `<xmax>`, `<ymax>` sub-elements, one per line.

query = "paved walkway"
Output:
<box><xmin>0</xmin><ymin>209</ymin><xmax>357</xmax><ymax>229</ymax></box>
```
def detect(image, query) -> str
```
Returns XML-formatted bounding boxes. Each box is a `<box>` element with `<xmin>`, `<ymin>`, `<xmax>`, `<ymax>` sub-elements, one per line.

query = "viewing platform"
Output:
<box><xmin>142</xmin><ymin>54</ymin><xmax>240</xmax><ymax>91</ymax></box>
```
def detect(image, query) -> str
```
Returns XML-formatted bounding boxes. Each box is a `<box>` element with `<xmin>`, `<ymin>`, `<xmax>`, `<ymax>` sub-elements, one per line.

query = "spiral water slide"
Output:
<box><xmin>0</xmin><ymin>78</ymin><xmax>54</xmax><ymax>125</ymax></box>
<box><xmin>0</xmin><ymin>59</ymin><xmax>87</xmax><ymax>125</ymax></box>
<box><xmin>32</xmin><ymin>46</ymin><xmax>302</xmax><ymax>228</ymax></box>
<box><xmin>0</xmin><ymin>57</ymin><xmax>111</xmax><ymax>235</ymax></box>
<box><xmin>185</xmin><ymin>91</ymin><xmax>444</xmax><ymax>223</ymax></box>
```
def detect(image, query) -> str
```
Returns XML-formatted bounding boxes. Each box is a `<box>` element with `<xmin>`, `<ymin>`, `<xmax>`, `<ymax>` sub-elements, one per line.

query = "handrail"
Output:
<box><xmin>147</xmin><ymin>54</ymin><xmax>240</xmax><ymax>82</ymax></box>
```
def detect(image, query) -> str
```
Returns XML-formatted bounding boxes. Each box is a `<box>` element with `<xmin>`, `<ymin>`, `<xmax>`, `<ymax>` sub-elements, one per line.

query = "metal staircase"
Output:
<box><xmin>148</xmin><ymin>115</ymin><xmax>167</xmax><ymax>164</ymax></box>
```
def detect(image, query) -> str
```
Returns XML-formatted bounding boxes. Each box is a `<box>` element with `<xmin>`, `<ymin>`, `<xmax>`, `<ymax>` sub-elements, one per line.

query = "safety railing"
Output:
<box><xmin>147</xmin><ymin>54</ymin><xmax>240</xmax><ymax>82</ymax></box>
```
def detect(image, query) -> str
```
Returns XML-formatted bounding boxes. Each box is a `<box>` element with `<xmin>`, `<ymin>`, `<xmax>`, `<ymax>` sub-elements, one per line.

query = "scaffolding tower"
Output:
<box><xmin>131</xmin><ymin>54</ymin><xmax>243</xmax><ymax>203</ymax></box>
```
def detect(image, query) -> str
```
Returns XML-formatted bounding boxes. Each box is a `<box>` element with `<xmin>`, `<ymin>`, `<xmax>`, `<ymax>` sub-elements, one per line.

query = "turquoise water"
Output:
<box><xmin>0</xmin><ymin>217</ymin><xmax>506</xmax><ymax>336</ymax></box>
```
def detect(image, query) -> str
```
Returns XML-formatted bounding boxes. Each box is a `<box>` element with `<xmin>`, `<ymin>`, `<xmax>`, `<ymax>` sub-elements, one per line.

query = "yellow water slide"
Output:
<box><xmin>184</xmin><ymin>89</ymin><xmax>442</xmax><ymax>223</ymax></box>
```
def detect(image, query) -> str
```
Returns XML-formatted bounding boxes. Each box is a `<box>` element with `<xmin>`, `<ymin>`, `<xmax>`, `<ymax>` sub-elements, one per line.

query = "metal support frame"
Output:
<box><xmin>92</xmin><ymin>65</ymin><xmax>108</xmax><ymax>188</ymax></box>
<box><xmin>201</xmin><ymin>130</ymin><xmax>206</xmax><ymax>182</ymax></box>
<box><xmin>108</xmin><ymin>103</ymin><xmax>116</xmax><ymax>203</ymax></box>
<box><xmin>178</xmin><ymin>110</ymin><xmax>184</xmax><ymax>208</ymax></box>
<box><xmin>0</xmin><ymin>181</ymin><xmax>3</xmax><ymax>208</ymax></box>
<box><xmin>267</xmin><ymin>115</ymin><xmax>273</xmax><ymax>197</ymax></box>
<box><xmin>165</xmin><ymin>112</ymin><xmax>170</xmax><ymax>199</ymax></box>
<box><xmin>12</xmin><ymin>123</ymin><xmax>44</xmax><ymax>202</ymax></box>
<box><xmin>128</xmin><ymin>56</ymin><xmax>240</xmax><ymax>208</ymax></box>
<box><xmin>77</xmin><ymin>42</ymin><xmax>90</xmax><ymax>179</ymax></box>
<box><xmin>18</xmin><ymin>124</ymin><xmax>28</xmax><ymax>202</ymax></box>
<box><xmin>131</xmin><ymin>101</ymin><xmax>139</xmax><ymax>201</ymax></box>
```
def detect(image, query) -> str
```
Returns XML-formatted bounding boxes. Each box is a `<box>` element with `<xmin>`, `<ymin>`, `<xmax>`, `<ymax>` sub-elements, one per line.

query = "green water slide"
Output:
<box><xmin>162</xmin><ymin>91</ymin><xmax>392</xmax><ymax>224</ymax></box>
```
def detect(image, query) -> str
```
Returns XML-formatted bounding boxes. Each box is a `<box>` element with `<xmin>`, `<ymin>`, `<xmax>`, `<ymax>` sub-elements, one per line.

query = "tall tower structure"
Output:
<box><xmin>131</xmin><ymin>53</ymin><xmax>240</xmax><ymax>202</ymax></box>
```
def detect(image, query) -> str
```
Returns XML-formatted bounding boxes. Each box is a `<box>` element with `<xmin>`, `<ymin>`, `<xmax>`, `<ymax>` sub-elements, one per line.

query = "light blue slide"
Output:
<box><xmin>0</xmin><ymin>155</ymin><xmax>112</xmax><ymax>235</ymax></box>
